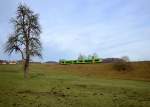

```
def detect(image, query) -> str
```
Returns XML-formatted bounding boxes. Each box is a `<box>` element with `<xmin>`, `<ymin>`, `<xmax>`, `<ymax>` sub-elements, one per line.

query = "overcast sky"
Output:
<box><xmin>0</xmin><ymin>0</ymin><xmax>150</xmax><ymax>61</ymax></box>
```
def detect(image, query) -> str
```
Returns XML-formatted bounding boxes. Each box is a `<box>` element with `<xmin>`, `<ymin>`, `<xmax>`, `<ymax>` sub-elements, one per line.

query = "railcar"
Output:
<box><xmin>59</xmin><ymin>58</ymin><xmax>102</xmax><ymax>64</ymax></box>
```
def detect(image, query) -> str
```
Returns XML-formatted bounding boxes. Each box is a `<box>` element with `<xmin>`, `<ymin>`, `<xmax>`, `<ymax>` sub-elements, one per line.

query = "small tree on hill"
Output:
<box><xmin>88</xmin><ymin>55</ymin><xmax>92</xmax><ymax>60</ymax></box>
<box><xmin>78</xmin><ymin>54</ymin><xmax>86</xmax><ymax>60</ymax></box>
<box><xmin>92</xmin><ymin>53</ymin><xmax>98</xmax><ymax>60</ymax></box>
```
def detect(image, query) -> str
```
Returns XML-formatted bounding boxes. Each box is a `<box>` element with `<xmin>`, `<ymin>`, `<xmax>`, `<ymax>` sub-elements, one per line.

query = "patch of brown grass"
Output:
<box><xmin>42</xmin><ymin>62</ymin><xmax>150</xmax><ymax>81</ymax></box>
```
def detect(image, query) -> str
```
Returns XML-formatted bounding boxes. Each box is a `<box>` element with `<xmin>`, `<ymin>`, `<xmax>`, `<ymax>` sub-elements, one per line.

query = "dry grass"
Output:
<box><xmin>43</xmin><ymin>62</ymin><xmax>150</xmax><ymax>81</ymax></box>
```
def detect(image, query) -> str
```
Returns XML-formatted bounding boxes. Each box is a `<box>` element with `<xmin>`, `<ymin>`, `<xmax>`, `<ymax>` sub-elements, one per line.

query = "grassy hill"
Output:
<box><xmin>32</xmin><ymin>62</ymin><xmax>150</xmax><ymax>81</ymax></box>
<box><xmin>0</xmin><ymin>62</ymin><xmax>150</xmax><ymax>107</ymax></box>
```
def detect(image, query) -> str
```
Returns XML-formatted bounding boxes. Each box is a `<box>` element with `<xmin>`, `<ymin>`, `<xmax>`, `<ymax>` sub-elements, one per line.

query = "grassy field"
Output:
<box><xmin>0</xmin><ymin>63</ymin><xmax>150</xmax><ymax>107</ymax></box>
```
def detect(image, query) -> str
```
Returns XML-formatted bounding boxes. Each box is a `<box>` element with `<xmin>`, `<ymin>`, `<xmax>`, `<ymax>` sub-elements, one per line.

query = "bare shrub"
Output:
<box><xmin>113</xmin><ymin>62</ymin><xmax>133</xmax><ymax>72</ymax></box>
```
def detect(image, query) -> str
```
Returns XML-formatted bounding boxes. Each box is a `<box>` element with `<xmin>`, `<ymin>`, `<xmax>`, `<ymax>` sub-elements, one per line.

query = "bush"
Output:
<box><xmin>113</xmin><ymin>62</ymin><xmax>132</xmax><ymax>72</ymax></box>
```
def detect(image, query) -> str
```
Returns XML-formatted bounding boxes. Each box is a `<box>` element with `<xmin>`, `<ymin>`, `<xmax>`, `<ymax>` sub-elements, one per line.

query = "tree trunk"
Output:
<box><xmin>24</xmin><ymin>27</ymin><xmax>30</xmax><ymax>78</ymax></box>
<box><xmin>24</xmin><ymin>59</ymin><xmax>28</xmax><ymax>79</ymax></box>
<box><xmin>24</xmin><ymin>56</ymin><xmax>29</xmax><ymax>79</ymax></box>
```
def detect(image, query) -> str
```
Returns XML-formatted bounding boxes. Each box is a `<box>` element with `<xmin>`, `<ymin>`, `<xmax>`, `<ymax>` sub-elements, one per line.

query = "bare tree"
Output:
<box><xmin>87</xmin><ymin>55</ymin><xmax>92</xmax><ymax>60</ymax></box>
<box><xmin>78</xmin><ymin>54</ymin><xmax>86</xmax><ymax>60</ymax></box>
<box><xmin>92</xmin><ymin>53</ymin><xmax>98</xmax><ymax>60</ymax></box>
<box><xmin>4</xmin><ymin>4</ymin><xmax>42</xmax><ymax>78</ymax></box>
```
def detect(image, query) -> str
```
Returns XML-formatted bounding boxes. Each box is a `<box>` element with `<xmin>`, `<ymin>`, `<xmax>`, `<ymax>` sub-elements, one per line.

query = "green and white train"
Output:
<box><xmin>59</xmin><ymin>58</ymin><xmax>102</xmax><ymax>64</ymax></box>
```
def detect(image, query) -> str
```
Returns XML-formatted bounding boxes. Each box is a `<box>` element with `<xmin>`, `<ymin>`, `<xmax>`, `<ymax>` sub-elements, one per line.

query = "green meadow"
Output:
<box><xmin>0</xmin><ymin>63</ymin><xmax>150</xmax><ymax>107</ymax></box>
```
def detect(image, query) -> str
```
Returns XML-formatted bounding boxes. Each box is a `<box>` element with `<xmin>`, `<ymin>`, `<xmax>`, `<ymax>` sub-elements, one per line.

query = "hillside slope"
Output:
<box><xmin>0</xmin><ymin>62</ymin><xmax>150</xmax><ymax>81</ymax></box>
<box><xmin>43</xmin><ymin>62</ymin><xmax>150</xmax><ymax>81</ymax></box>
